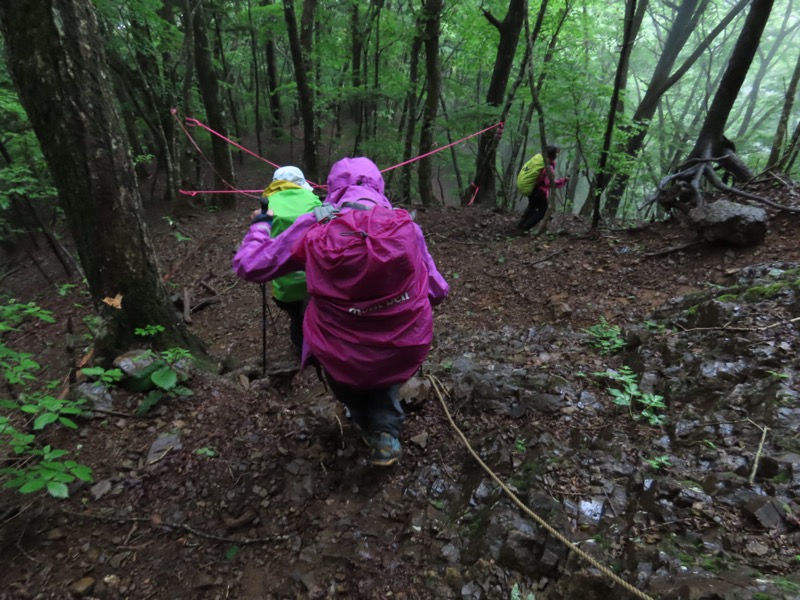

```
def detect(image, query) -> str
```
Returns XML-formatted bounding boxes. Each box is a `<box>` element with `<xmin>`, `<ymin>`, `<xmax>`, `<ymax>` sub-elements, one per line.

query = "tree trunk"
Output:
<box><xmin>464</xmin><ymin>0</ymin><xmax>526</xmax><ymax>206</ymax></box>
<box><xmin>591</xmin><ymin>0</ymin><xmax>639</xmax><ymax>226</ymax></box>
<box><xmin>0</xmin><ymin>0</ymin><xmax>206</xmax><ymax>362</ymax></box>
<box><xmin>284</xmin><ymin>0</ymin><xmax>319</xmax><ymax>181</ymax></box>
<box><xmin>734</xmin><ymin>1</ymin><xmax>798</xmax><ymax>139</ymax></box>
<box><xmin>656</xmin><ymin>0</ymin><xmax>774</xmax><ymax>210</ymax></box>
<box><xmin>690</xmin><ymin>0</ymin><xmax>773</xmax><ymax>165</ymax></box>
<box><xmin>768</xmin><ymin>47</ymin><xmax>800</xmax><ymax>169</ymax></box>
<box><xmin>417</xmin><ymin>0</ymin><xmax>443</xmax><ymax>206</ymax></box>
<box><xmin>260</xmin><ymin>0</ymin><xmax>283</xmax><ymax>139</ymax></box>
<box><xmin>401</xmin><ymin>29</ymin><xmax>424</xmax><ymax>203</ymax></box>
<box><xmin>194</xmin><ymin>0</ymin><xmax>236</xmax><ymax>209</ymax></box>
<box><xmin>603</xmin><ymin>0</ymin><xmax>749</xmax><ymax>214</ymax></box>
<box><xmin>213</xmin><ymin>7</ymin><xmax>243</xmax><ymax>165</ymax></box>
<box><xmin>176</xmin><ymin>0</ymin><xmax>200</xmax><ymax>217</ymax></box>
<box><xmin>248</xmin><ymin>0</ymin><xmax>263</xmax><ymax>156</ymax></box>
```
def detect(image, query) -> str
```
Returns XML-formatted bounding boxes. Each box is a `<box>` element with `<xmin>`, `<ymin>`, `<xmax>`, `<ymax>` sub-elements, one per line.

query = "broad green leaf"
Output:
<box><xmin>19</xmin><ymin>478</ymin><xmax>46</xmax><ymax>493</ymax></box>
<box><xmin>151</xmin><ymin>366</ymin><xmax>177</xmax><ymax>391</ymax></box>
<box><xmin>47</xmin><ymin>481</ymin><xmax>69</xmax><ymax>498</ymax></box>
<box><xmin>33</xmin><ymin>412</ymin><xmax>59</xmax><ymax>430</ymax></box>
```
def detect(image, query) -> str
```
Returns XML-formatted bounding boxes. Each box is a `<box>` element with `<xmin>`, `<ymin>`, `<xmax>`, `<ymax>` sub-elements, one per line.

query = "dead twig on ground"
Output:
<box><xmin>62</xmin><ymin>509</ymin><xmax>293</xmax><ymax>545</ymax></box>
<box><xmin>644</xmin><ymin>240</ymin><xmax>707</xmax><ymax>258</ymax></box>
<box><xmin>675</xmin><ymin>316</ymin><xmax>800</xmax><ymax>334</ymax></box>
<box><xmin>747</xmin><ymin>420</ymin><xmax>769</xmax><ymax>487</ymax></box>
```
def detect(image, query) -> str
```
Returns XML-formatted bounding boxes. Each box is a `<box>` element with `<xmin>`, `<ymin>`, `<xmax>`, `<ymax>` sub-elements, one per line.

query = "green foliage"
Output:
<box><xmin>593</xmin><ymin>365</ymin><xmax>667</xmax><ymax>426</ymax></box>
<box><xmin>643</xmin><ymin>455</ymin><xmax>671</xmax><ymax>471</ymax></box>
<box><xmin>195</xmin><ymin>447</ymin><xmax>217</xmax><ymax>458</ymax></box>
<box><xmin>514</xmin><ymin>438</ymin><xmax>527</xmax><ymax>454</ymax></box>
<box><xmin>57</xmin><ymin>283</ymin><xmax>78</xmax><ymax>297</ymax></box>
<box><xmin>81</xmin><ymin>366</ymin><xmax>124</xmax><ymax>386</ymax></box>
<box><xmin>132</xmin><ymin>347</ymin><xmax>194</xmax><ymax>416</ymax></box>
<box><xmin>1</xmin><ymin>298</ymin><xmax>92</xmax><ymax>498</ymax></box>
<box><xmin>510</xmin><ymin>582</ymin><xmax>535</xmax><ymax>600</ymax></box>
<box><xmin>134</xmin><ymin>323</ymin><xmax>166</xmax><ymax>338</ymax></box>
<box><xmin>583</xmin><ymin>317</ymin><xmax>625</xmax><ymax>355</ymax></box>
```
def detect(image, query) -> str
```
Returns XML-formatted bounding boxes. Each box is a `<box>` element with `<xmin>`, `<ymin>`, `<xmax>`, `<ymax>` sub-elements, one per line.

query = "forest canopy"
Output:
<box><xmin>1</xmin><ymin>0</ymin><xmax>799</xmax><ymax>231</ymax></box>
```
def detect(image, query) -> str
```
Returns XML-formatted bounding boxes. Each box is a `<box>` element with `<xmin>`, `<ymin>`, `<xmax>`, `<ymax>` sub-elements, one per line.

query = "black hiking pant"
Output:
<box><xmin>273</xmin><ymin>298</ymin><xmax>305</xmax><ymax>354</ymax></box>
<box><xmin>518</xmin><ymin>188</ymin><xmax>548</xmax><ymax>231</ymax></box>
<box><xmin>325</xmin><ymin>374</ymin><xmax>404</xmax><ymax>438</ymax></box>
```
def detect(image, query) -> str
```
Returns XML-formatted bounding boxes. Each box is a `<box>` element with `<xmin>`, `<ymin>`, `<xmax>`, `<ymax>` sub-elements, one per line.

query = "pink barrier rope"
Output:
<box><xmin>174</xmin><ymin>109</ymin><xmax>504</xmax><ymax>202</ymax></box>
<box><xmin>184</xmin><ymin>115</ymin><xmax>282</xmax><ymax>171</ymax></box>
<box><xmin>380</xmin><ymin>121</ymin><xmax>504</xmax><ymax>173</ymax></box>
<box><xmin>467</xmin><ymin>182</ymin><xmax>480</xmax><ymax>206</ymax></box>
<box><xmin>172</xmin><ymin>109</ymin><xmax>263</xmax><ymax>200</ymax></box>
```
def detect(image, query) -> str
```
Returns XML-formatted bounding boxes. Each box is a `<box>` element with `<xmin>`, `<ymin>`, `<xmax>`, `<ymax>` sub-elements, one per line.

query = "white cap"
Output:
<box><xmin>273</xmin><ymin>166</ymin><xmax>313</xmax><ymax>191</ymax></box>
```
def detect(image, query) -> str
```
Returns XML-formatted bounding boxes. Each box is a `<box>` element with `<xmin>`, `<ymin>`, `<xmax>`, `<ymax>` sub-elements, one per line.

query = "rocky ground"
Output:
<box><xmin>1</xmin><ymin>176</ymin><xmax>800</xmax><ymax>600</ymax></box>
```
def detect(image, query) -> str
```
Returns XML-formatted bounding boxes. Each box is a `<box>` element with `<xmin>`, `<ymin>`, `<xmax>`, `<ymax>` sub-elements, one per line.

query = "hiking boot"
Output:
<box><xmin>367</xmin><ymin>432</ymin><xmax>401</xmax><ymax>466</ymax></box>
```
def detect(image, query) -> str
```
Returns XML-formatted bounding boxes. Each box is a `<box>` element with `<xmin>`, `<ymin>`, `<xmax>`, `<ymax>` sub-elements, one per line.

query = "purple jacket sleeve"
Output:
<box><xmin>415</xmin><ymin>225</ymin><xmax>449</xmax><ymax>306</ymax></box>
<box><xmin>232</xmin><ymin>213</ymin><xmax>316</xmax><ymax>283</ymax></box>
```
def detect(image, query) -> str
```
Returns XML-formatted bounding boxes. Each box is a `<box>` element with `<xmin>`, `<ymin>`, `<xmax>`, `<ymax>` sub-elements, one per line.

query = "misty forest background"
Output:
<box><xmin>0</xmin><ymin>0</ymin><xmax>799</xmax><ymax>357</ymax></box>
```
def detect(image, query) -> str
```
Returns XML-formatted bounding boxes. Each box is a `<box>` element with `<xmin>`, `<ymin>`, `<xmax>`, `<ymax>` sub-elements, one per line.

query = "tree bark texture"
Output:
<box><xmin>604</xmin><ymin>0</ymin><xmax>749</xmax><ymax>214</ymax></box>
<box><xmin>284</xmin><ymin>0</ymin><xmax>319</xmax><ymax>181</ymax></box>
<box><xmin>691</xmin><ymin>0</ymin><xmax>774</xmax><ymax>161</ymax></box>
<box><xmin>0</xmin><ymin>0</ymin><xmax>205</xmax><ymax>362</ymax></box>
<box><xmin>417</xmin><ymin>0</ymin><xmax>443</xmax><ymax>206</ymax></box>
<box><xmin>768</xmin><ymin>47</ymin><xmax>800</xmax><ymax>168</ymax></box>
<box><xmin>194</xmin><ymin>0</ymin><xmax>236</xmax><ymax>209</ymax></box>
<box><xmin>467</xmin><ymin>0</ymin><xmax>526</xmax><ymax>206</ymax></box>
<box><xmin>591</xmin><ymin>0</ymin><xmax>638</xmax><ymax>227</ymax></box>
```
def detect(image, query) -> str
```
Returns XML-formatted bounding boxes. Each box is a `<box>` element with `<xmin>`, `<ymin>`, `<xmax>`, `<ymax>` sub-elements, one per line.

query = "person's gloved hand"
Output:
<box><xmin>251</xmin><ymin>207</ymin><xmax>274</xmax><ymax>224</ymax></box>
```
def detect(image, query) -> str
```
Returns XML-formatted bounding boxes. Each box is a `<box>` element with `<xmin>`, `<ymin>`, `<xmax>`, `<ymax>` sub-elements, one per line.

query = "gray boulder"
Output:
<box><xmin>688</xmin><ymin>199</ymin><xmax>767</xmax><ymax>246</ymax></box>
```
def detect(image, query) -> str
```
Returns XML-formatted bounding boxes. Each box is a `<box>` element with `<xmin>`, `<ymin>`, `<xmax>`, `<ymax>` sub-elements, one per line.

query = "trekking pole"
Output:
<box><xmin>260</xmin><ymin>282</ymin><xmax>267</xmax><ymax>377</ymax></box>
<box><xmin>259</xmin><ymin>196</ymin><xmax>270</xmax><ymax>377</ymax></box>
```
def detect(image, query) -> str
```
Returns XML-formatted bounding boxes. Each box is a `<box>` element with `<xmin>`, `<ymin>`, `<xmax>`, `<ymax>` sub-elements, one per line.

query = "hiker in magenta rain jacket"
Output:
<box><xmin>232</xmin><ymin>157</ymin><xmax>448</xmax><ymax>466</ymax></box>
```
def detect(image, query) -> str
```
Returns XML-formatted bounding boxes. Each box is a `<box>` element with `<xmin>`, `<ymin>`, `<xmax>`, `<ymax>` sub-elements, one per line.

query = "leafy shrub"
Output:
<box><xmin>583</xmin><ymin>317</ymin><xmax>625</xmax><ymax>354</ymax></box>
<box><xmin>1</xmin><ymin>298</ymin><xmax>93</xmax><ymax>498</ymax></box>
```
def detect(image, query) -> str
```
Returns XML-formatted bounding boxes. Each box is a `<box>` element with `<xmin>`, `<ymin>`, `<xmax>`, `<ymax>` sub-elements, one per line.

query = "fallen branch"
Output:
<box><xmin>62</xmin><ymin>509</ymin><xmax>292</xmax><ymax>545</ymax></box>
<box><xmin>748</xmin><ymin>421</ymin><xmax>769</xmax><ymax>487</ymax></box>
<box><xmin>705</xmin><ymin>167</ymin><xmax>800</xmax><ymax>213</ymax></box>
<box><xmin>190</xmin><ymin>279</ymin><xmax>240</xmax><ymax>313</ymax></box>
<box><xmin>675</xmin><ymin>316</ymin><xmax>800</xmax><ymax>334</ymax></box>
<box><xmin>644</xmin><ymin>240</ymin><xmax>707</xmax><ymax>258</ymax></box>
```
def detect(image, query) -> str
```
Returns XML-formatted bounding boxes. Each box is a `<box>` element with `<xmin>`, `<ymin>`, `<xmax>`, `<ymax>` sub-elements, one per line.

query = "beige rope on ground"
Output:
<box><xmin>428</xmin><ymin>375</ymin><xmax>657</xmax><ymax>600</ymax></box>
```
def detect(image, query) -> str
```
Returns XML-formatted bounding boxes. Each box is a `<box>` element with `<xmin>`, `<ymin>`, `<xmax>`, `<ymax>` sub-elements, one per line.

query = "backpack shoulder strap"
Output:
<box><xmin>340</xmin><ymin>200</ymin><xmax>372</xmax><ymax>211</ymax></box>
<box><xmin>313</xmin><ymin>204</ymin><xmax>339</xmax><ymax>222</ymax></box>
<box><xmin>313</xmin><ymin>200</ymin><xmax>375</xmax><ymax>222</ymax></box>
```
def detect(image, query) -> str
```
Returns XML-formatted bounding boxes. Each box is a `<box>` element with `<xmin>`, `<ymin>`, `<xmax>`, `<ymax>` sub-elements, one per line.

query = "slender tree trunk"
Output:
<box><xmin>591</xmin><ymin>0</ymin><xmax>638</xmax><ymax>226</ymax></box>
<box><xmin>417</xmin><ymin>0</ymin><xmax>443</xmax><ymax>206</ymax></box>
<box><xmin>768</xmin><ymin>47</ymin><xmax>800</xmax><ymax>168</ymax></box>
<box><xmin>284</xmin><ymin>0</ymin><xmax>318</xmax><ymax>181</ymax></box>
<box><xmin>213</xmin><ymin>7</ymin><xmax>243</xmax><ymax>165</ymax></box>
<box><xmin>0</xmin><ymin>0</ymin><xmax>205</xmax><ymax>361</ymax></box>
<box><xmin>604</xmin><ymin>0</ymin><xmax>749</xmax><ymax>214</ymax></box>
<box><xmin>465</xmin><ymin>0</ymin><xmax>526</xmax><ymax>206</ymax></box>
<box><xmin>259</xmin><ymin>0</ymin><xmax>282</xmax><ymax>139</ymax></box>
<box><xmin>176</xmin><ymin>0</ymin><xmax>200</xmax><ymax>217</ymax></box>
<box><xmin>194</xmin><ymin>0</ymin><xmax>235</xmax><ymax>210</ymax></box>
<box><xmin>735</xmin><ymin>1</ymin><xmax>798</xmax><ymax>138</ymax></box>
<box><xmin>656</xmin><ymin>0</ymin><xmax>774</xmax><ymax>210</ymax></box>
<box><xmin>690</xmin><ymin>0</ymin><xmax>774</xmax><ymax>166</ymax></box>
<box><xmin>247</xmin><ymin>0</ymin><xmax>263</xmax><ymax>156</ymax></box>
<box><xmin>401</xmin><ymin>28</ymin><xmax>423</xmax><ymax>203</ymax></box>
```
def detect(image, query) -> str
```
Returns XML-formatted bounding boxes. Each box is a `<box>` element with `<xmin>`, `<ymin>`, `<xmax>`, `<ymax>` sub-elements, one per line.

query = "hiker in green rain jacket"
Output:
<box><xmin>256</xmin><ymin>166</ymin><xmax>321</xmax><ymax>353</ymax></box>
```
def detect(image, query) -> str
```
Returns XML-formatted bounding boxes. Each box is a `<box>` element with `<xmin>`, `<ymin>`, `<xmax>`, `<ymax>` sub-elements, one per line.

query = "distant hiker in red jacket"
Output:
<box><xmin>516</xmin><ymin>145</ymin><xmax>568</xmax><ymax>232</ymax></box>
